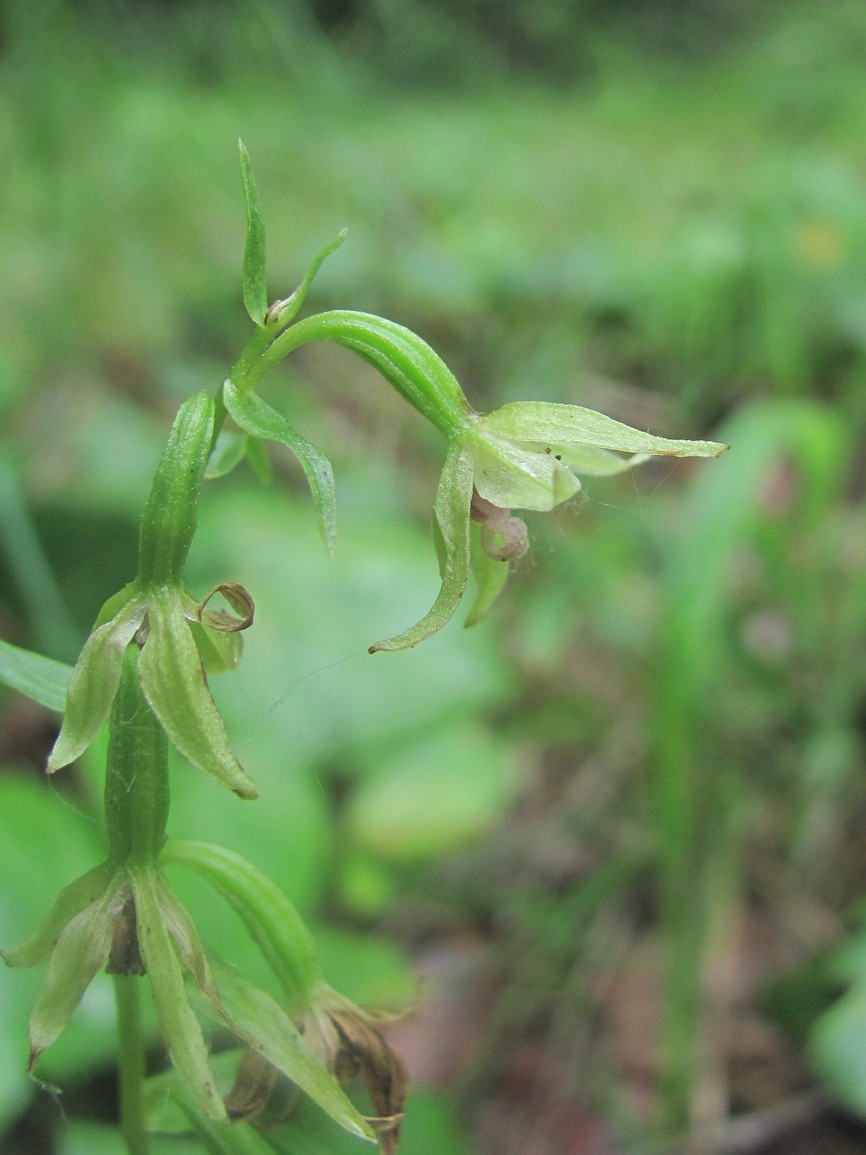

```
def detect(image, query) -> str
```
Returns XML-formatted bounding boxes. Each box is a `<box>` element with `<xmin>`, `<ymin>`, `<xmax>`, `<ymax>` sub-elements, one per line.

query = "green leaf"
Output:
<box><xmin>0</xmin><ymin>636</ymin><xmax>72</xmax><ymax>713</ymax></box>
<box><xmin>27</xmin><ymin>878</ymin><xmax>127</xmax><ymax>1068</ymax></box>
<box><xmin>137</xmin><ymin>591</ymin><xmax>258</xmax><ymax>799</ymax></box>
<box><xmin>47</xmin><ymin>598</ymin><xmax>146</xmax><ymax>773</ymax></box>
<box><xmin>478</xmin><ymin>401</ymin><xmax>729</xmax><ymax>459</ymax></box>
<box><xmin>162</xmin><ymin>841</ymin><xmax>319</xmax><ymax>1011</ymax></box>
<box><xmin>131</xmin><ymin>870</ymin><xmax>227</xmax><ymax>1122</ymax></box>
<box><xmin>203</xmin><ymin>961</ymin><xmax>375</xmax><ymax>1143</ymax></box>
<box><xmin>223</xmin><ymin>380</ymin><xmax>336</xmax><ymax>556</ymax></box>
<box><xmin>238</xmin><ymin>140</ymin><xmax>268</xmax><ymax>325</ymax></box>
<box><xmin>369</xmin><ymin>442</ymin><xmax>474</xmax><ymax>652</ymax></box>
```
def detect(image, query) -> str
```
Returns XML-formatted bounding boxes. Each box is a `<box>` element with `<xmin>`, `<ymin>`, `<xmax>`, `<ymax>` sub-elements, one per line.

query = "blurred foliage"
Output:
<box><xmin>4</xmin><ymin>0</ymin><xmax>866</xmax><ymax>1152</ymax></box>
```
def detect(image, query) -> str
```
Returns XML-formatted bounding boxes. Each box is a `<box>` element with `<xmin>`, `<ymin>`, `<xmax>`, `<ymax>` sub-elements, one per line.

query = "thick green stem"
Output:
<box><xmin>114</xmin><ymin>973</ymin><xmax>149</xmax><ymax>1155</ymax></box>
<box><xmin>105</xmin><ymin>648</ymin><xmax>170</xmax><ymax>868</ymax></box>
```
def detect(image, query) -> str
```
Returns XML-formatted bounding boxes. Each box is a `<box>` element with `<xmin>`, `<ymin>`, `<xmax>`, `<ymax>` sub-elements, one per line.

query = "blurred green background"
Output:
<box><xmin>3</xmin><ymin>0</ymin><xmax>866</xmax><ymax>1152</ymax></box>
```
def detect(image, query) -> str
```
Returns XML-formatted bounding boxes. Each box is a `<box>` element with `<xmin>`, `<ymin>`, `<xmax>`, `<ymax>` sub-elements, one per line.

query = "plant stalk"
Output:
<box><xmin>114</xmin><ymin>973</ymin><xmax>149</xmax><ymax>1155</ymax></box>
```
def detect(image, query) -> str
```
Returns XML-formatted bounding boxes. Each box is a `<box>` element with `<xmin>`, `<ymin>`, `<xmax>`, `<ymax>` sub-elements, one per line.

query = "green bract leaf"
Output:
<box><xmin>203</xmin><ymin>961</ymin><xmax>375</xmax><ymax>1143</ymax></box>
<box><xmin>266</xmin><ymin>229</ymin><xmax>348</xmax><ymax>329</ymax></box>
<box><xmin>370</xmin><ymin>443</ymin><xmax>474</xmax><ymax>652</ymax></box>
<box><xmin>137</xmin><ymin>591</ymin><xmax>258</xmax><ymax>799</ymax></box>
<box><xmin>47</xmin><ymin>597</ymin><xmax>146</xmax><ymax>773</ymax></box>
<box><xmin>162</xmin><ymin>841</ymin><xmax>319</xmax><ymax>1011</ymax></box>
<box><xmin>26</xmin><ymin>878</ymin><xmax>128</xmax><ymax>1069</ymax></box>
<box><xmin>0</xmin><ymin>636</ymin><xmax>72</xmax><ymax>713</ymax></box>
<box><xmin>131</xmin><ymin>870</ymin><xmax>227</xmax><ymax>1122</ymax></box>
<box><xmin>238</xmin><ymin>140</ymin><xmax>268</xmax><ymax>325</ymax></box>
<box><xmin>223</xmin><ymin>379</ymin><xmax>337</xmax><ymax>556</ymax></box>
<box><xmin>138</xmin><ymin>392</ymin><xmax>215</xmax><ymax>588</ymax></box>
<box><xmin>478</xmin><ymin>401</ymin><xmax>729</xmax><ymax>459</ymax></box>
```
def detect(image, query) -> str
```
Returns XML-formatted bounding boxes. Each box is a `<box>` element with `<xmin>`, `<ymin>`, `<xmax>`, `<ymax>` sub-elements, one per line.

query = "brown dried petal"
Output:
<box><xmin>196</xmin><ymin>583</ymin><xmax>255</xmax><ymax>633</ymax></box>
<box><xmin>329</xmin><ymin>1008</ymin><xmax>408</xmax><ymax>1155</ymax></box>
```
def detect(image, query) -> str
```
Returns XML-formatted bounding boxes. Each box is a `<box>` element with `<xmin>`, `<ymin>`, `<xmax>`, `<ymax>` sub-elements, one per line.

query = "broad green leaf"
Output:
<box><xmin>47</xmin><ymin>598</ymin><xmax>146</xmax><ymax>772</ymax></box>
<box><xmin>203</xmin><ymin>961</ymin><xmax>375</xmax><ymax>1143</ymax></box>
<box><xmin>137</xmin><ymin>591</ymin><xmax>258</xmax><ymax>799</ymax></box>
<box><xmin>223</xmin><ymin>380</ymin><xmax>336</xmax><ymax>555</ymax></box>
<box><xmin>0</xmin><ymin>636</ymin><xmax>72</xmax><ymax>713</ymax></box>
<box><xmin>162</xmin><ymin>841</ymin><xmax>318</xmax><ymax>1011</ymax></box>
<box><xmin>131</xmin><ymin>870</ymin><xmax>227</xmax><ymax>1122</ymax></box>
<box><xmin>478</xmin><ymin>402</ymin><xmax>728</xmax><ymax>458</ymax></box>
<box><xmin>27</xmin><ymin>880</ymin><xmax>128</xmax><ymax>1067</ymax></box>
<box><xmin>238</xmin><ymin>140</ymin><xmax>268</xmax><ymax>325</ymax></box>
<box><xmin>369</xmin><ymin>442</ymin><xmax>474</xmax><ymax>652</ymax></box>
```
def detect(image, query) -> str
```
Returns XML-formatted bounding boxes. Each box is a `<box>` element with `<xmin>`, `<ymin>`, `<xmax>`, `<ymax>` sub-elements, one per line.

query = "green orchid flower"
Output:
<box><xmin>46</xmin><ymin>391</ymin><xmax>258</xmax><ymax>799</ymax></box>
<box><xmin>232</xmin><ymin>306</ymin><xmax>729</xmax><ymax>653</ymax></box>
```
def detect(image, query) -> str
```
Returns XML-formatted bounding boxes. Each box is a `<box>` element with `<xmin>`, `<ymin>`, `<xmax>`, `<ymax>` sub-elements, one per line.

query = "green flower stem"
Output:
<box><xmin>114</xmin><ymin>973</ymin><xmax>149</xmax><ymax>1155</ymax></box>
<box><xmin>105</xmin><ymin>648</ymin><xmax>170</xmax><ymax>868</ymax></box>
<box><xmin>232</xmin><ymin>310</ymin><xmax>472</xmax><ymax>437</ymax></box>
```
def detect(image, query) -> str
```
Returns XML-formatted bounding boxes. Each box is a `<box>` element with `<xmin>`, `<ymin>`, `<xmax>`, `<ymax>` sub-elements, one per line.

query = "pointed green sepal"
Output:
<box><xmin>223</xmin><ymin>379</ymin><xmax>337</xmax><ymax>555</ymax></box>
<box><xmin>47</xmin><ymin>597</ymin><xmax>146</xmax><ymax>772</ymax></box>
<box><xmin>162</xmin><ymin>841</ymin><xmax>319</xmax><ymax>1011</ymax></box>
<box><xmin>137</xmin><ymin>591</ymin><xmax>258</xmax><ymax>799</ymax></box>
<box><xmin>370</xmin><ymin>442</ymin><xmax>474</xmax><ymax>652</ymax></box>
<box><xmin>238</xmin><ymin>140</ymin><xmax>268</xmax><ymax>326</ymax></box>
<box><xmin>26</xmin><ymin>876</ymin><xmax>128</xmax><ymax>1069</ymax></box>
<box><xmin>478</xmin><ymin>402</ymin><xmax>729</xmax><ymax>460</ymax></box>
<box><xmin>203</xmin><ymin>961</ymin><xmax>376</xmax><ymax>1143</ymax></box>
<box><xmin>131</xmin><ymin>870</ymin><xmax>228</xmax><ymax>1122</ymax></box>
<box><xmin>3</xmin><ymin>861</ymin><xmax>117</xmax><ymax>969</ymax></box>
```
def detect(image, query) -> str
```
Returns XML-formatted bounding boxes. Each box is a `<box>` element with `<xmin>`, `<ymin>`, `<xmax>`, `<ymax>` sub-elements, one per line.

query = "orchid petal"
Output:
<box><xmin>137</xmin><ymin>591</ymin><xmax>258</xmax><ymax>799</ymax></box>
<box><xmin>26</xmin><ymin>877</ymin><xmax>128</xmax><ymax>1069</ymax></box>
<box><xmin>47</xmin><ymin>597</ymin><xmax>146</xmax><ymax>772</ymax></box>
<box><xmin>131</xmin><ymin>870</ymin><xmax>227</xmax><ymax>1122</ymax></box>
<box><xmin>3</xmin><ymin>861</ymin><xmax>117</xmax><ymax>968</ymax></box>
<box><xmin>479</xmin><ymin>402</ymin><xmax>729</xmax><ymax>459</ymax></box>
<box><xmin>469</xmin><ymin>429</ymin><xmax>580</xmax><ymax>511</ymax></box>
<box><xmin>369</xmin><ymin>442</ymin><xmax>474</xmax><ymax>652</ymax></box>
<box><xmin>464</xmin><ymin>522</ymin><xmax>512</xmax><ymax>628</ymax></box>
